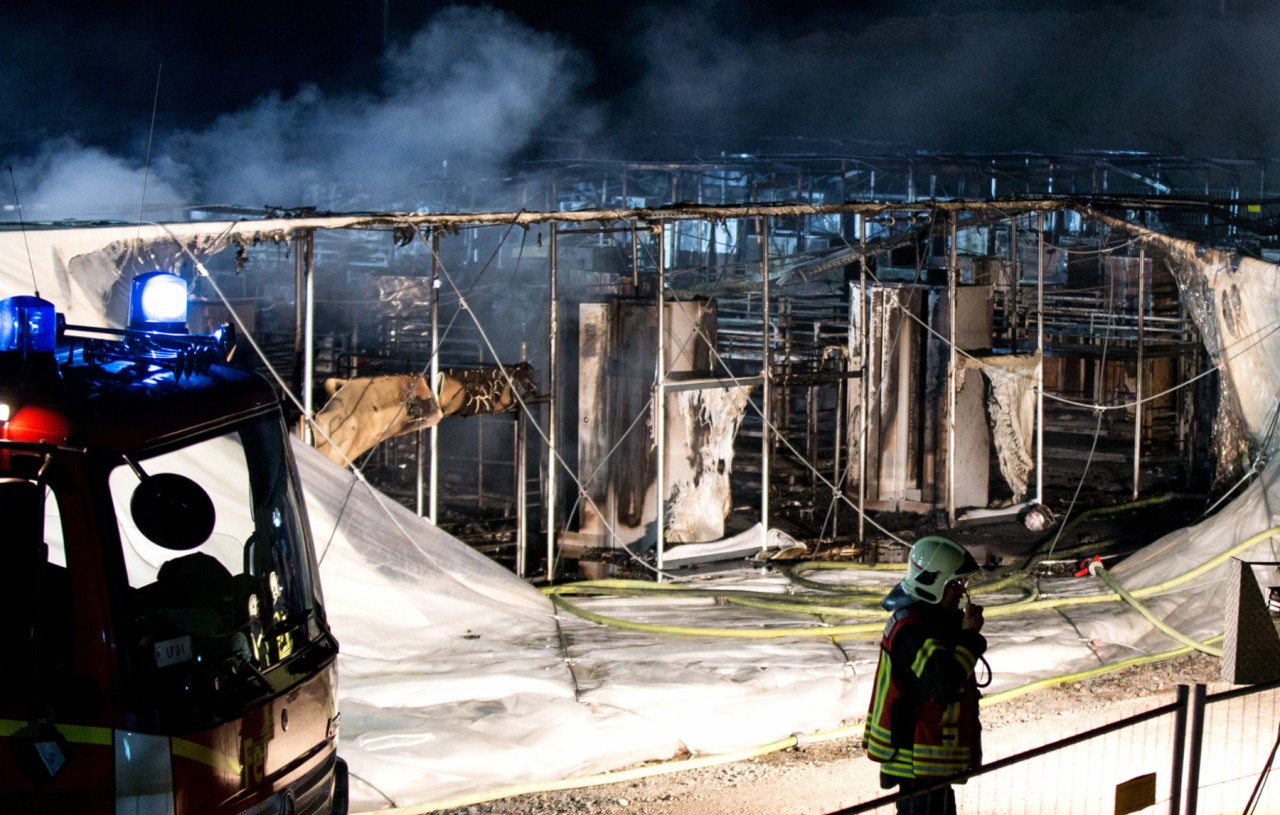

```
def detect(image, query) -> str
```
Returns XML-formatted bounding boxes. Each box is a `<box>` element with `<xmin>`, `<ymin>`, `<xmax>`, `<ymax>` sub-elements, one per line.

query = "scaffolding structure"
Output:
<box><xmin>150</xmin><ymin>146</ymin><xmax>1280</xmax><ymax>579</ymax></box>
<box><xmin>193</xmin><ymin>179</ymin><xmax>1247</xmax><ymax>581</ymax></box>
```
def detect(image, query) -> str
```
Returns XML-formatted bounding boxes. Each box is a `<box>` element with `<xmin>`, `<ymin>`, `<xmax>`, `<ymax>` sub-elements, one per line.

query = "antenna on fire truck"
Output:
<box><xmin>6</xmin><ymin>165</ymin><xmax>39</xmax><ymax>298</ymax></box>
<box><xmin>137</xmin><ymin>63</ymin><xmax>162</xmax><ymax>233</ymax></box>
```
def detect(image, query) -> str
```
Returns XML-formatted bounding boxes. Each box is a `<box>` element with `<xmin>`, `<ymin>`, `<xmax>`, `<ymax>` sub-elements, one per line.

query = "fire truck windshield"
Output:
<box><xmin>108</xmin><ymin>414</ymin><xmax>330</xmax><ymax>730</ymax></box>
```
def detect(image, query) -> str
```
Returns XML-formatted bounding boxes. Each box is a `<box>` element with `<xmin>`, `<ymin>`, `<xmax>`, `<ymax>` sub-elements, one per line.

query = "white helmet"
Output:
<box><xmin>901</xmin><ymin>536</ymin><xmax>980</xmax><ymax>604</ymax></box>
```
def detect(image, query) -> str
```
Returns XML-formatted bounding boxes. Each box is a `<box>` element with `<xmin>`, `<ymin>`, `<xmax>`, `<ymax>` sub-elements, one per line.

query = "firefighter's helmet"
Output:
<box><xmin>901</xmin><ymin>536</ymin><xmax>980</xmax><ymax>604</ymax></box>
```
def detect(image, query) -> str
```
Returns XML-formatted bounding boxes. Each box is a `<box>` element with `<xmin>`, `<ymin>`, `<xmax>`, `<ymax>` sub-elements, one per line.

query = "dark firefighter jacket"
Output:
<box><xmin>863</xmin><ymin>594</ymin><xmax>986</xmax><ymax>783</ymax></box>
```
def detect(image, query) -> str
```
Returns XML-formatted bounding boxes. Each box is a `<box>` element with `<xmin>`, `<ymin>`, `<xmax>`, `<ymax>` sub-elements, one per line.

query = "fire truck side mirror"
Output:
<box><xmin>130</xmin><ymin>473</ymin><xmax>216</xmax><ymax>551</ymax></box>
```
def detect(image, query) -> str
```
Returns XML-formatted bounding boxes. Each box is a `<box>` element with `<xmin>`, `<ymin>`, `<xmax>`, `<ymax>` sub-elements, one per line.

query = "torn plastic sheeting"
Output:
<box><xmin>227</xmin><ymin>438</ymin><xmax>1280</xmax><ymax>811</ymax></box>
<box><xmin>341</xmin><ymin>695</ymin><xmax>685</xmax><ymax>807</ymax></box>
<box><xmin>662</xmin><ymin>523</ymin><xmax>797</xmax><ymax>565</ymax></box>
<box><xmin>961</xmin><ymin>352</ymin><xmax>1039</xmax><ymax>503</ymax></box>
<box><xmin>1086</xmin><ymin>212</ymin><xmax>1274</xmax><ymax>483</ymax></box>
<box><xmin>339</xmin><ymin>662</ymin><xmax>574</xmax><ymax>710</ymax></box>
<box><xmin>268</xmin><ymin>427</ymin><xmax>1280</xmax><ymax>811</ymax></box>
<box><xmin>298</xmin><ymin>440</ymin><xmax>550</xmax><ymax>622</ymax></box>
<box><xmin>551</xmin><ymin>605</ymin><xmax>865</xmax><ymax>754</ymax></box>
<box><xmin>665</xmin><ymin>385</ymin><xmax>753</xmax><ymax>543</ymax></box>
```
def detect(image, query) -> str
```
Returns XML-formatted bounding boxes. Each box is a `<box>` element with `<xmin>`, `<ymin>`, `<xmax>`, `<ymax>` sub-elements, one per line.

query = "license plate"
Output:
<box><xmin>154</xmin><ymin>635</ymin><xmax>194</xmax><ymax>668</ymax></box>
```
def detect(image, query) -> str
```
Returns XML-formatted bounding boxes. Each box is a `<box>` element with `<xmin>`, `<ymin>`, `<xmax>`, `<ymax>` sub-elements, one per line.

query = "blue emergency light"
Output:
<box><xmin>0</xmin><ymin>295</ymin><xmax>57</xmax><ymax>354</ymax></box>
<box><xmin>129</xmin><ymin>271</ymin><xmax>189</xmax><ymax>333</ymax></box>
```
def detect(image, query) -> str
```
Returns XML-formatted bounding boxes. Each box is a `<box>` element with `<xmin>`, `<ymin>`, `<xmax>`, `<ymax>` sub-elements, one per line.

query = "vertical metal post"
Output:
<box><xmin>477</xmin><ymin>421</ymin><xmax>485</xmax><ymax>507</ymax></box>
<box><xmin>302</xmin><ymin>230</ymin><xmax>315</xmax><ymax>446</ymax></box>
<box><xmin>832</xmin><ymin>352</ymin><xmax>844</xmax><ymax>541</ymax></box>
<box><xmin>858</xmin><ymin>217</ymin><xmax>868</xmax><ymax>547</ymax></box>
<box><xmin>349</xmin><ymin>306</ymin><xmax>360</xmax><ymax>379</ymax></box>
<box><xmin>808</xmin><ymin>325</ymin><xmax>819</xmax><ymax>486</ymax></box>
<box><xmin>1010</xmin><ymin>216</ymin><xmax>1019</xmax><ymax>350</ymax></box>
<box><xmin>656</xmin><ymin>223</ymin><xmax>667</xmax><ymax>575</ymax></box>
<box><xmin>415</xmin><ymin>429</ymin><xmax>426</xmax><ymax>516</ymax></box>
<box><xmin>429</xmin><ymin>229</ymin><xmax>440</xmax><ymax>524</ymax></box>
<box><xmin>782</xmin><ymin>325</ymin><xmax>793</xmax><ymax>463</ymax></box>
<box><xmin>631</xmin><ymin>220</ymin><xmax>640</xmax><ymax>289</ymax></box>
<box><xmin>1036</xmin><ymin>213</ymin><xmax>1045</xmax><ymax>507</ymax></box>
<box><xmin>515</xmin><ymin>342</ymin><xmax>528</xmax><ymax>578</ymax></box>
<box><xmin>946</xmin><ymin>215</ymin><xmax>958</xmax><ymax>527</ymax></box>
<box><xmin>761</xmin><ymin>216</ymin><xmax>771</xmax><ymax>540</ymax></box>
<box><xmin>1134</xmin><ymin>248</ymin><xmax>1146</xmax><ymax>500</ymax></box>
<box><xmin>294</xmin><ymin>233</ymin><xmax>306</xmax><ymax>441</ymax></box>
<box><xmin>1184</xmin><ymin>683</ymin><xmax>1207</xmax><ymax>815</ymax></box>
<box><xmin>1169</xmin><ymin>684</ymin><xmax>1189</xmax><ymax>815</ymax></box>
<box><xmin>546</xmin><ymin>224</ymin><xmax>559</xmax><ymax>582</ymax></box>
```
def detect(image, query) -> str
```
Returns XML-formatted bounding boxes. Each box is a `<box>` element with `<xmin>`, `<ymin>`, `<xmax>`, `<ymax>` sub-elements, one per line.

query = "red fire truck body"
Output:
<box><xmin>0</xmin><ymin>280</ymin><xmax>346</xmax><ymax>814</ymax></box>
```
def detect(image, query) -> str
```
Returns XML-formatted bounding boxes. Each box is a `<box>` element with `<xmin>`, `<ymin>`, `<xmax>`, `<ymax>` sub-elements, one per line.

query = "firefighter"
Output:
<box><xmin>231</xmin><ymin>591</ymin><xmax>266</xmax><ymax>666</ymax></box>
<box><xmin>269</xmin><ymin>570</ymin><xmax>293</xmax><ymax>660</ymax></box>
<box><xmin>864</xmin><ymin>536</ymin><xmax>987</xmax><ymax>815</ymax></box>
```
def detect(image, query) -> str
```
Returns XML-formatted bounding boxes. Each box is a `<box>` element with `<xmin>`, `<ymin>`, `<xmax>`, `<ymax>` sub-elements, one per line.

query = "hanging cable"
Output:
<box><xmin>1242</xmin><ymin>720</ymin><xmax>1280</xmax><ymax>815</ymax></box>
<box><xmin>412</xmin><ymin>223</ymin><xmax>679</xmax><ymax>579</ymax></box>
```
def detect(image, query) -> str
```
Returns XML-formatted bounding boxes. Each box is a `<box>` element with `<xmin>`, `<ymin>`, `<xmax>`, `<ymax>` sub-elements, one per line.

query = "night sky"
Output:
<box><xmin>3</xmin><ymin>1</ymin><xmax>1279</xmax><ymax>217</ymax></box>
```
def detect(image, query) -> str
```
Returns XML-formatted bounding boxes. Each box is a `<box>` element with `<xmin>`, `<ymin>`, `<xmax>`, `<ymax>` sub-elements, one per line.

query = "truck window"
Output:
<box><xmin>109</xmin><ymin>416</ymin><xmax>325</xmax><ymax>728</ymax></box>
<box><xmin>42</xmin><ymin>484</ymin><xmax>66</xmax><ymax>567</ymax></box>
<box><xmin>110</xmin><ymin>432</ymin><xmax>252</xmax><ymax>586</ymax></box>
<box><xmin>0</xmin><ymin>478</ymin><xmax>76</xmax><ymax>707</ymax></box>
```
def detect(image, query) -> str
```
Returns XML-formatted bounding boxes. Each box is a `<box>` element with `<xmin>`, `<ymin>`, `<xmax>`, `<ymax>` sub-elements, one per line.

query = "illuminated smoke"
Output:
<box><xmin>4</xmin><ymin>6</ymin><xmax>596</xmax><ymax>219</ymax></box>
<box><xmin>5</xmin><ymin>3</ymin><xmax>1280</xmax><ymax>218</ymax></box>
<box><xmin>7</xmin><ymin>139</ymin><xmax>187</xmax><ymax>222</ymax></box>
<box><xmin>166</xmin><ymin>6</ymin><xmax>595</xmax><ymax>209</ymax></box>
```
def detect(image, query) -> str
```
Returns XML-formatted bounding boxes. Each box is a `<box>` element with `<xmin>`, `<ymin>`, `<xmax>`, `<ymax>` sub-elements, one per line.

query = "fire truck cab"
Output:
<box><xmin>0</xmin><ymin>273</ymin><xmax>347</xmax><ymax>813</ymax></box>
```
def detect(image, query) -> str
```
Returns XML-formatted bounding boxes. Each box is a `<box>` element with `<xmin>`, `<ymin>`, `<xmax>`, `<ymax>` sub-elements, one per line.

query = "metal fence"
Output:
<box><xmin>834</xmin><ymin>680</ymin><xmax>1280</xmax><ymax>815</ymax></box>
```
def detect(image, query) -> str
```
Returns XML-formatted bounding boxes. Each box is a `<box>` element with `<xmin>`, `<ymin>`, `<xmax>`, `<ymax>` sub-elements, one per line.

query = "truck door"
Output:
<box><xmin>0</xmin><ymin>467</ymin><xmax>115</xmax><ymax>814</ymax></box>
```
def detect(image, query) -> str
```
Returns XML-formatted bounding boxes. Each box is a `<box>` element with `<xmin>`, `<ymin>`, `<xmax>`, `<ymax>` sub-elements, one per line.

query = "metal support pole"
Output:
<box><xmin>1036</xmin><ymin>213</ymin><xmax>1045</xmax><ymax>507</ymax></box>
<box><xmin>293</xmin><ymin>236</ymin><xmax>305</xmax><ymax>440</ymax></box>
<box><xmin>1184</xmin><ymin>683</ymin><xmax>1207</xmax><ymax>815</ymax></box>
<box><xmin>1169</xmin><ymin>684</ymin><xmax>1189</xmax><ymax>815</ymax></box>
<box><xmin>761</xmin><ymin>216</ymin><xmax>771</xmax><ymax>541</ymax></box>
<box><xmin>429</xmin><ymin>229</ymin><xmax>440</xmax><ymax>524</ymax></box>
<box><xmin>946</xmin><ymin>215</ymin><xmax>958</xmax><ymax>527</ymax></box>
<box><xmin>808</xmin><ymin>325</ymin><xmax>819</xmax><ymax>487</ymax></box>
<box><xmin>477</xmin><ymin>421</ymin><xmax>485</xmax><ymax>507</ymax></box>
<box><xmin>631</xmin><ymin>220</ymin><xmax>640</xmax><ymax>289</ymax></box>
<box><xmin>515</xmin><ymin>355</ymin><xmax>528</xmax><ymax>577</ymax></box>
<box><xmin>1010</xmin><ymin>216</ymin><xmax>1019</xmax><ymax>350</ymax></box>
<box><xmin>656</xmin><ymin>223</ymin><xmax>667</xmax><ymax>575</ymax></box>
<box><xmin>1134</xmin><ymin>248</ymin><xmax>1145</xmax><ymax>500</ymax></box>
<box><xmin>302</xmin><ymin>230</ymin><xmax>315</xmax><ymax>446</ymax></box>
<box><xmin>832</xmin><ymin>353</ymin><xmax>844</xmax><ymax>541</ymax></box>
<box><xmin>858</xmin><ymin>217</ymin><xmax>868</xmax><ymax>548</ymax></box>
<box><xmin>415</xmin><ymin>428</ymin><xmax>425</xmax><ymax>516</ymax></box>
<box><xmin>546</xmin><ymin>224</ymin><xmax>559</xmax><ymax>582</ymax></box>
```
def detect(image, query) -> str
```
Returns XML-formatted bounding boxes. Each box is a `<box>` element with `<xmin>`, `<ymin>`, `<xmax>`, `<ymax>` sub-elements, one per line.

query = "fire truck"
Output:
<box><xmin>0</xmin><ymin>271</ymin><xmax>347</xmax><ymax>813</ymax></box>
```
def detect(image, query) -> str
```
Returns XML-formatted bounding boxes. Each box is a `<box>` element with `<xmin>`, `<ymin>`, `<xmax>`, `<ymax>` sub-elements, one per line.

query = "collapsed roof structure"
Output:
<box><xmin>7</xmin><ymin>150</ymin><xmax>1276</xmax><ymax>571</ymax></box>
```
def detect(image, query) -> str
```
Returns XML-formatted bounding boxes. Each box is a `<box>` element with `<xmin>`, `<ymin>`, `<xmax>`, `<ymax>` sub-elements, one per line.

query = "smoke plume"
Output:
<box><xmin>5</xmin><ymin>6</ymin><xmax>595</xmax><ymax>219</ymax></box>
<box><xmin>5</xmin><ymin>2</ymin><xmax>1280</xmax><ymax>219</ymax></box>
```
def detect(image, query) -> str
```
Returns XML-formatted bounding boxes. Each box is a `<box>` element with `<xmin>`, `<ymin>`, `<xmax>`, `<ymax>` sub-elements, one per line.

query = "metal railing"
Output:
<box><xmin>833</xmin><ymin>679</ymin><xmax>1280</xmax><ymax>815</ymax></box>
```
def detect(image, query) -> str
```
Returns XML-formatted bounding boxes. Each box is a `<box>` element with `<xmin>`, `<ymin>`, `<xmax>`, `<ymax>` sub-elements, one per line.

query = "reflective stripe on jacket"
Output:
<box><xmin>863</xmin><ymin>602</ymin><xmax>983</xmax><ymax>779</ymax></box>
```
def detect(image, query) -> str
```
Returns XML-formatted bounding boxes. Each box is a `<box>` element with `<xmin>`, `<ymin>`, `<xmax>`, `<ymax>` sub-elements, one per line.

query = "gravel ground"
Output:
<box><xmin>436</xmin><ymin>653</ymin><xmax>1224</xmax><ymax>815</ymax></box>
